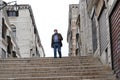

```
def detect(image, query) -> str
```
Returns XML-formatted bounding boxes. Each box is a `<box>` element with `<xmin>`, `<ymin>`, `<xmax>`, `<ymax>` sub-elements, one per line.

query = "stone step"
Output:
<box><xmin>0</xmin><ymin>66</ymin><xmax>112</xmax><ymax>76</ymax></box>
<box><xmin>0</xmin><ymin>67</ymin><xmax>106</xmax><ymax>75</ymax></box>
<box><xmin>0</xmin><ymin>56</ymin><xmax>94</xmax><ymax>60</ymax></box>
<box><xmin>0</xmin><ymin>61</ymin><xmax>100</xmax><ymax>65</ymax></box>
<box><xmin>0</xmin><ymin>65</ymin><xmax>104</xmax><ymax>70</ymax></box>
<box><xmin>0</xmin><ymin>74</ymin><xmax>114</xmax><ymax>79</ymax></box>
<box><xmin>0</xmin><ymin>69</ymin><xmax>112</xmax><ymax>74</ymax></box>
<box><xmin>0</xmin><ymin>71</ymin><xmax>113</xmax><ymax>76</ymax></box>
<box><xmin>0</xmin><ymin>62</ymin><xmax>101</xmax><ymax>68</ymax></box>
<box><xmin>0</xmin><ymin>59</ymin><xmax>100</xmax><ymax>64</ymax></box>
<box><xmin>0</xmin><ymin>75</ymin><xmax>116</xmax><ymax>80</ymax></box>
<box><xmin>0</xmin><ymin>56</ymin><xmax>99</xmax><ymax>63</ymax></box>
<box><xmin>0</xmin><ymin>56</ymin><xmax>116</xmax><ymax>80</ymax></box>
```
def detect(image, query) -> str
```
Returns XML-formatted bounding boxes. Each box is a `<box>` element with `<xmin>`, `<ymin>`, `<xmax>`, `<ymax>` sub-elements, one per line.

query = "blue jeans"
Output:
<box><xmin>53</xmin><ymin>42</ymin><xmax>62</xmax><ymax>58</ymax></box>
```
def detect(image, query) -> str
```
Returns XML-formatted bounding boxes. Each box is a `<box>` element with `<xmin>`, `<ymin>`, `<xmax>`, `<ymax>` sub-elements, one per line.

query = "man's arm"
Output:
<box><xmin>59</xmin><ymin>33</ymin><xmax>63</xmax><ymax>41</ymax></box>
<box><xmin>51</xmin><ymin>35</ymin><xmax>53</xmax><ymax>48</ymax></box>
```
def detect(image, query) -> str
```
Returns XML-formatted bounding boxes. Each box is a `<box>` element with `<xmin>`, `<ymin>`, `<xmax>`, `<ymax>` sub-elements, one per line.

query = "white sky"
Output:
<box><xmin>4</xmin><ymin>0</ymin><xmax>79</xmax><ymax>57</ymax></box>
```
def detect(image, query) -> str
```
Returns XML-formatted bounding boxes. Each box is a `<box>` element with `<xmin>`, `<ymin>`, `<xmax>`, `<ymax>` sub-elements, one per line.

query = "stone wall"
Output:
<box><xmin>79</xmin><ymin>0</ymin><xmax>93</xmax><ymax>56</ymax></box>
<box><xmin>0</xmin><ymin>0</ymin><xmax>3</xmax><ymax>58</ymax></box>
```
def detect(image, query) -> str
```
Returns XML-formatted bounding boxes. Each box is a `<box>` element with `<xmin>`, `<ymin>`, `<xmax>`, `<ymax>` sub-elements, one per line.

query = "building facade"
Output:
<box><xmin>0</xmin><ymin>1</ymin><xmax>45</xmax><ymax>58</ymax></box>
<box><xmin>68</xmin><ymin>0</ymin><xmax>119</xmax><ymax>79</ymax></box>
<box><xmin>86</xmin><ymin>0</ymin><xmax>120</xmax><ymax>78</ymax></box>
<box><xmin>86</xmin><ymin>0</ymin><xmax>112</xmax><ymax>66</ymax></box>
<box><xmin>6</xmin><ymin>4</ymin><xmax>45</xmax><ymax>58</ymax></box>
<box><xmin>0</xmin><ymin>0</ymin><xmax>20</xmax><ymax>58</ymax></box>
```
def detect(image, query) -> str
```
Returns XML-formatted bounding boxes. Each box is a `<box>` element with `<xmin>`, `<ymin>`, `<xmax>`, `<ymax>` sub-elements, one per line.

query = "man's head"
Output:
<box><xmin>54</xmin><ymin>29</ymin><xmax>58</xmax><ymax>33</ymax></box>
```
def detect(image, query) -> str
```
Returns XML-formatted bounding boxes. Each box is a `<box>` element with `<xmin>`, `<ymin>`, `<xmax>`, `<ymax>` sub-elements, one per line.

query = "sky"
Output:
<box><xmin>4</xmin><ymin>0</ymin><xmax>79</xmax><ymax>57</ymax></box>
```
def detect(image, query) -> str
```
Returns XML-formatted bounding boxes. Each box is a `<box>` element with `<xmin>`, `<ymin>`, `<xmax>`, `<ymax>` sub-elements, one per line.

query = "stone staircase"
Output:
<box><xmin>0</xmin><ymin>56</ymin><xmax>116</xmax><ymax>80</ymax></box>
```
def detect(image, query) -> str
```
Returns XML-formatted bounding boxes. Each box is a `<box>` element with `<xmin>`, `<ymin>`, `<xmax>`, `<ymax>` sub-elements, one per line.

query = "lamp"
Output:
<box><xmin>0</xmin><ymin>1</ymin><xmax>18</xmax><ymax>10</ymax></box>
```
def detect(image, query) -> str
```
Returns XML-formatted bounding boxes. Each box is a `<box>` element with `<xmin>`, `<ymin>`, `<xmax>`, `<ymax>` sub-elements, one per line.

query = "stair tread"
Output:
<box><xmin>0</xmin><ymin>75</ymin><xmax>116</xmax><ymax>80</ymax></box>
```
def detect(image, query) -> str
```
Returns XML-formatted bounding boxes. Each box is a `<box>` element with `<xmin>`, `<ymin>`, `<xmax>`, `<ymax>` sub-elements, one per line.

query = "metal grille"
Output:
<box><xmin>110</xmin><ymin>0</ymin><xmax>120</xmax><ymax>78</ymax></box>
<box><xmin>99</xmin><ymin>9</ymin><xmax>108</xmax><ymax>54</ymax></box>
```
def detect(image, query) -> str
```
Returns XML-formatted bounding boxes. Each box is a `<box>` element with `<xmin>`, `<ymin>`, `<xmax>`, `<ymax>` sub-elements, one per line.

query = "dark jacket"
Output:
<box><xmin>51</xmin><ymin>33</ymin><xmax>63</xmax><ymax>48</ymax></box>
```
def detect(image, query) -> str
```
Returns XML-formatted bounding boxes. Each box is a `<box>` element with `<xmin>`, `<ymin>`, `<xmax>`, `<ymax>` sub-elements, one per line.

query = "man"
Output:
<box><xmin>51</xmin><ymin>29</ymin><xmax>63</xmax><ymax>58</ymax></box>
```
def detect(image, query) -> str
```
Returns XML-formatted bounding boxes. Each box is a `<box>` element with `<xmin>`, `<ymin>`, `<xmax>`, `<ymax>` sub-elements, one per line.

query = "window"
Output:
<box><xmin>12</xmin><ymin>51</ymin><xmax>17</xmax><ymax>57</ymax></box>
<box><xmin>12</xmin><ymin>27</ymin><xmax>16</xmax><ymax>38</ymax></box>
<box><xmin>2</xmin><ymin>18</ymin><xmax>7</xmax><ymax>39</ymax></box>
<box><xmin>7</xmin><ymin>10</ymin><xmax>18</xmax><ymax>17</ymax></box>
<box><xmin>34</xmin><ymin>28</ymin><xmax>36</xmax><ymax>34</ymax></box>
<box><xmin>86</xmin><ymin>0</ymin><xmax>90</xmax><ymax>7</ymax></box>
<box><xmin>105</xmin><ymin>48</ymin><xmax>108</xmax><ymax>63</ymax></box>
<box><xmin>11</xmin><ymin>25</ymin><xmax>16</xmax><ymax>38</ymax></box>
<box><xmin>7</xmin><ymin>36</ymin><xmax>12</xmax><ymax>54</ymax></box>
<box><xmin>92</xmin><ymin>15</ymin><xmax>98</xmax><ymax>53</ymax></box>
<box><xmin>2</xmin><ymin>49</ymin><xmax>6</xmax><ymax>58</ymax></box>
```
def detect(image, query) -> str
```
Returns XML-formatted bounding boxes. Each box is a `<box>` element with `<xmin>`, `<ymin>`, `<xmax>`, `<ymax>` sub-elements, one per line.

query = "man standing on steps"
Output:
<box><xmin>51</xmin><ymin>29</ymin><xmax>63</xmax><ymax>58</ymax></box>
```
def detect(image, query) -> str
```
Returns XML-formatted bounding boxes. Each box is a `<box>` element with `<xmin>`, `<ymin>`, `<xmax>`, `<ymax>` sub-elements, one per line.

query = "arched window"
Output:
<box><xmin>10</xmin><ymin>24</ymin><xmax>16</xmax><ymax>38</ymax></box>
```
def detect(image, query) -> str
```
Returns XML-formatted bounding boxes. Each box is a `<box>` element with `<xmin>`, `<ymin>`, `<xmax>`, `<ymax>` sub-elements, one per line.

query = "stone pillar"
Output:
<box><xmin>71</xmin><ymin>5</ymin><xmax>79</xmax><ymax>56</ymax></box>
<box><xmin>71</xmin><ymin>19</ymin><xmax>77</xmax><ymax>56</ymax></box>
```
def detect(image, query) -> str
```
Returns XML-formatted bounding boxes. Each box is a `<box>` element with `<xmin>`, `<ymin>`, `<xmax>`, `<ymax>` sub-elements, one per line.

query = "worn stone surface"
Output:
<box><xmin>0</xmin><ymin>56</ymin><xmax>116</xmax><ymax>80</ymax></box>
<box><xmin>79</xmin><ymin>0</ymin><xmax>93</xmax><ymax>56</ymax></box>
